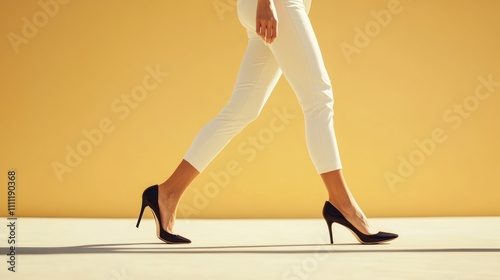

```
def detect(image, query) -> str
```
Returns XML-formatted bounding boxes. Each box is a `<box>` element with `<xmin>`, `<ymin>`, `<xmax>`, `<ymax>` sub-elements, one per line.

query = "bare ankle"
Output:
<box><xmin>328</xmin><ymin>199</ymin><xmax>355</xmax><ymax>214</ymax></box>
<box><xmin>158</xmin><ymin>183</ymin><xmax>177</xmax><ymax>199</ymax></box>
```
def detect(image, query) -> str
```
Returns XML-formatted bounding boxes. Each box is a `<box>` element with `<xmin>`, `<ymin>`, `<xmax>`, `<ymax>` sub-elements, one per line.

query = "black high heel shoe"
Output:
<box><xmin>136</xmin><ymin>185</ymin><xmax>191</xmax><ymax>244</ymax></box>
<box><xmin>322</xmin><ymin>201</ymin><xmax>398</xmax><ymax>244</ymax></box>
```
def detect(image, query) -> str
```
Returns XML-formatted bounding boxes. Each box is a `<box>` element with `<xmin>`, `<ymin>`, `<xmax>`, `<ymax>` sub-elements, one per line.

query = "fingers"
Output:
<box><xmin>255</xmin><ymin>0</ymin><xmax>278</xmax><ymax>44</ymax></box>
<box><xmin>256</xmin><ymin>19</ymin><xmax>278</xmax><ymax>44</ymax></box>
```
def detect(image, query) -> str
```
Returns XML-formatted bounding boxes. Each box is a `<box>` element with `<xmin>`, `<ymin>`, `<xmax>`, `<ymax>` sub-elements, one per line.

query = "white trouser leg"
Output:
<box><xmin>185</xmin><ymin>0</ymin><xmax>341</xmax><ymax>173</ymax></box>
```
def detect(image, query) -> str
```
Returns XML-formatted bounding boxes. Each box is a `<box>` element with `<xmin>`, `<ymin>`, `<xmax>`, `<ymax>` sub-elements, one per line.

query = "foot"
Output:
<box><xmin>330</xmin><ymin>201</ymin><xmax>377</xmax><ymax>235</ymax></box>
<box><xmin>157</xmin><ymin>183</ymin><xmax>180</xmax><ymax>234</ymax></box>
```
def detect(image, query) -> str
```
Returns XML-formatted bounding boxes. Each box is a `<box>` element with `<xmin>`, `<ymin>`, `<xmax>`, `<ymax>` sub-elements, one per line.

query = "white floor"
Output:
<box><xmin>1</xmin><ymin>217</ymin><xmax>499</xmax><ymax>280</ymax></box>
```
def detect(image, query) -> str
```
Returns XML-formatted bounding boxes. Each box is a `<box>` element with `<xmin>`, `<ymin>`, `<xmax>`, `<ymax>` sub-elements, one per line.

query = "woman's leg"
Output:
<box><xmin>158</xmin><ymin>35</ymin><xmax>282</xmax><ymax>232</ymax></box>
<box><xmin>158</xmin><ymin>160</ymin><xmax>198</xmax><ymax>233</ymax></box>
<box><xmin>321</xmin><ymin>170</ymin><xmax>376</xmax><ymax>235</ymax></box>
<box><xmin>243</xmin><ymin>0</ymin><xmax>376</xmax><ymax>234</ymax></box>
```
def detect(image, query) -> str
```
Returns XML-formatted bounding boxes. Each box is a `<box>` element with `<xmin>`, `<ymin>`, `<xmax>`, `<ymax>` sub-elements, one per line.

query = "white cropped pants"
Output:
<box><xmin>184</xmin><ymin>0</ymin><xmax>342</xmax><ymax>173</ymax></box>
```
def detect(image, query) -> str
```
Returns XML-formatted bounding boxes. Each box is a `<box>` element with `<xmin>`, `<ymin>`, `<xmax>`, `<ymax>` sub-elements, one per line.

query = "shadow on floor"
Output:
<box><xmin>1</xmin><ymin>243</ymin><xmax>500</xmax><ymax>255</ymax></box>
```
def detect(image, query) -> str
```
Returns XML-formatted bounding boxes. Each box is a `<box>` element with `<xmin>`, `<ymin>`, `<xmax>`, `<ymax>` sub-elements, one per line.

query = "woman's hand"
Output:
<box><xmin>256</xmin><ymin>0</ymin><xmax>278</xmax><ymax>44</ymax></box>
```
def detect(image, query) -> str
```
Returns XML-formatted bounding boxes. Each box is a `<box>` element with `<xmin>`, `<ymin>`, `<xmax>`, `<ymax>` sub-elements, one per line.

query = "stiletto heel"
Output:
<box><xmin>322</xmin><ymin>201</ymin><xmax>398</xmax><ymax>244</ymax></box>
<box><xmin>326</xmin><ymin>220</ymin><xmax>334</xmax><ymax>244</ymax></box>
<box><xmin>136</xmin><ymin>185</ymin><xmax>191</xmax><ymax>244</ymax></box>
<box><xmin>136</xmin><ymin>199</ymin><xmax>147</xmax><ymax>228</ymax></box>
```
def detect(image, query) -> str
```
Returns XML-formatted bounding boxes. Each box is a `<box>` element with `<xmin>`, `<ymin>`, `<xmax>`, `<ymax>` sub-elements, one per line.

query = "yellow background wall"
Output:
<box><xmin>1</xmin><ymin>0</ymin><xmax>499</xmax><ymax>219</ymax></box>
